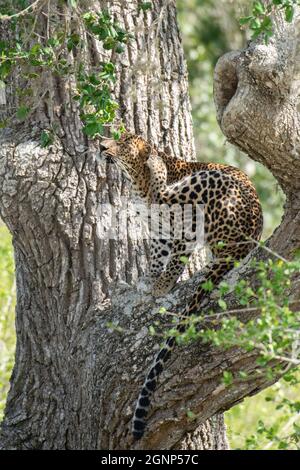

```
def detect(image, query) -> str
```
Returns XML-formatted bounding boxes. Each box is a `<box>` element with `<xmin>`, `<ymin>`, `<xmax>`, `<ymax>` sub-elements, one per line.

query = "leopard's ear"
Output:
<box><xmin>138</xmin><ymin>138</ymin><xmax>158</xmax><ymax>160</ymax></box>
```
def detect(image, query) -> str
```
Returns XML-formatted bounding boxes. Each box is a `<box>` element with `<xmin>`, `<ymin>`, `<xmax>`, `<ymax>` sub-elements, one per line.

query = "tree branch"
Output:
<box><xmin>0</xmin><ymin>0</ymin><xmax>46</xmax><ymax>21</ymax></box>
<box><xmin>214</xmin><ymin>8</ymin><xmax>300</xmax><ymax>197</ymax></box>
<box><xmin>98</xmin><ymin>242</ymin><xmax>298</xmax><ymax>449</ymax></box>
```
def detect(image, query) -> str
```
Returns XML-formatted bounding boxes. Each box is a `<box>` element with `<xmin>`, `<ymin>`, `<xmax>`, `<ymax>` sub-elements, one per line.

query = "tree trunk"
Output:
<box><xmin>1</xmin><ymin>0</ymin><xmax>299</xmax><ymax>451</ymax></box>
<box><xmin>0</xmin><ymin>0</ymin><xmax>227</xmax><ymax>450</ymax></box>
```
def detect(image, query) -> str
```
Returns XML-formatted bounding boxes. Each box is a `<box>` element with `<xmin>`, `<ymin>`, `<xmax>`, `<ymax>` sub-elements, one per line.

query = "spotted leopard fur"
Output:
<box><xmin>101</xmin><ymin>133</ymin><xmax>263</xmax><ymax>440</ymax></box>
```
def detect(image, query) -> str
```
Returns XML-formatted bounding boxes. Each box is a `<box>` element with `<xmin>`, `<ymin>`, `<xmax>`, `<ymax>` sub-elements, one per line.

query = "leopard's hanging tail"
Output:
<box><xmin>132</xmin><ymin>259</ymin><xmax>233</xmax><ymax>440</ymax></box>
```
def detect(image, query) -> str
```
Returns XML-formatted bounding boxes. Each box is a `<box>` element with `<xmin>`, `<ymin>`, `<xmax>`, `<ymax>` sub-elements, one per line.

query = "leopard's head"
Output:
<box><xmin>101</xmin><ymin>133</ymin><xmax>154</xmax><ymax>197</ymax></box>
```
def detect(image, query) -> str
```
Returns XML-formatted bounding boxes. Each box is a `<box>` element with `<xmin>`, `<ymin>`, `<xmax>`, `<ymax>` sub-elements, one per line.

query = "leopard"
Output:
<box><xmin>101</xmin><ymin>132</ymin><xmax>263</xmax><ymax>440</ymax></box>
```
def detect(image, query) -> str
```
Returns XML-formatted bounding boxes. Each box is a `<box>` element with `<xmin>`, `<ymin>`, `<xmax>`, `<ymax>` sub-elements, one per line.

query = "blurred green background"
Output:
<box><xmin>0</xmin><ymin>224</ymin><xmax>16</xmax><ymax>421</ymax></box>
<box><xmin>0</xmin><ymin>0</ymin><xmax>294</xmax><ymax>450</ymax></box>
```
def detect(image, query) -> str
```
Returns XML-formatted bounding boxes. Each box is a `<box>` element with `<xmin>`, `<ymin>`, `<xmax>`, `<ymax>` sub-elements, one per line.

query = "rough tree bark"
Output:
<box><xmin>0</xmin><ymin>0</ymin><xmax>299</xmax><ymax>451</ymax></box>
<box><xmin>0</xmin><ymin>0</ymin><xmax>226</xmax><ymax>450</ymax></box>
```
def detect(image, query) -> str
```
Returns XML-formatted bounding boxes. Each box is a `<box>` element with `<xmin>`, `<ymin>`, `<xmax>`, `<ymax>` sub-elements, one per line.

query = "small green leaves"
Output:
<box><xmin>106</xmin><ymin>321</ymin><xmax>124</xmax><ymax>333</ymax></box>
<box><xmin>0</xmin><ymin>7</ymin><xmax>131</xmax><ymax>139</ymax></box>
<box><xmin>215</xmin><ymin>240</ymin><xmax>226</xmax><ymax>250</ymax></box>
<box><xmin>239</xmin><ymin>0</ymin><xmax>298</xmax><ymax>41</ymax></box>
<box><xmin>180</xmin><ymin>255</ymin><xmax>189</xmax><ymax>265</ymax></box>
<box><xmin>16</xmin><ymin>105</ymin><xmax>29</xmax><ymax>120</ymax></box>
<box><xmin>83</xmin><ymin>10</ymin><xmax>132</xmax><ymax>54</ymax></box>
<box><xmin>223</xmin><ymin>371</ymin><xmax>233</xmax><ymax>386</ymax></box>
<box><xmin>201</xmin><ymin>279</ymin><xmax>214</xmax><ymax>292</ymax></box>
<box><xmin>0</xmin><ymin>119</ymin><xmax>8</xmax><ymax>129</ymax></box>
<box><xmin>68</xmin><ymin>0</ymin><xmax>78</xmax><ymax>8</ymax></box>
<box><xmin>239</xmin><ymin>16</ymin><xmax>253</xmax><ymax>25</ymax></box>
<box><xmin>0</xmin><ymin>59</ymin><xmax>12</xmax><ymax>80</ymax></box>
<box><xmin>67</xmin><ymin>33</ymin><xmax>81</xmax><ymax>52</ymax></box>
<box><xmin>76</xmin><ymin>64</ymin><xmax>119</xmax><ymax>138</ymax></box>
<box><xmin>40</xmin><ymin>130</ymin><xmax>54</xmax><ymax>148</ymax></box>
<box><xmin>218</xmin><ymin>299</ymin><xmax>227</xmax><ymax>311</ymax></box>
<box><xmin>218</xmin><ymin>281</ymin><xmax>230</xmax><ymax>296</ymax></box>
<box><xmin>186</xmin><ymin>410</ymin><xmax>197</xmax><ymax>420</ymax></box>
<box><xmin>149</xmin><ymin>325</ymin><xmax>156</xmax><ymax>336</ymax></box>
<box><xmin>253</xmin><ymin>1</ymin><xmax>265</xmax><ymax>15</ymax></box>
<box><xmin>158</xmin><ymin>306</ymin><xmax>167</xmax><ymax>314</ymax></box>
<box><xmin>239</xmin><ymin>370</ymin><xmax>249</xmax><ymax>380</ymax></box>
<box><xmin>111</xmin><ymin>123</ymin><xmax>126</xmax><ymax>141</ymax></box>
<box><xmin>283</xmin><ymin>372</ymin><xmax>299</xmax><ymax>384</ymax></box>
<box><xmin>112</xmin><ymin>129</ymin><xmax>122</xmax><ymax>140</ymax></box>
<box><xmin>74</xmin><ymin>11</ymin><xmax>132</xmax><ymax>138</ymax></box>
<box><xmin>285</xmin><ymin>4</ymin><xmax>294</xmax><ymax>22</ymax></box>
<box><xmin>139</xmin><ymin>2</ymin><xmax>153</xmax><ymax>11</ymax></box>
<box><xmin>83</xmin><ymin>121</ymin><xmax>104</xmax><ymax>137</ymax></box>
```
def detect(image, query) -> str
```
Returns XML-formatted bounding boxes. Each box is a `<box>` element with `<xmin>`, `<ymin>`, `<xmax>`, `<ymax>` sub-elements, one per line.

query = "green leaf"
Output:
<box><xmin>202</xmin><ymin>280</ymin><xmax>214</xmax><ymax>292</ymax></box>
<box><xmin>239</xmin><ymin>371</ymin><xmax>248</xmax><ymax>379</ymax></box>
<box><xmin>24</xmin><ymin>72</ymin><xmax>39</xmax><ymax>79</ymax></box>
<box><xmin>16</xmin><ymin>105</ymin><xmax>29</xmax><ymax>120</ymax></box>
<box><xmin>218</xmin><ymin>299</ymin><xmax>227</xmax><ymax>311</ymax></box>
<box><xmin>0</xmin><ymin>118</ymin><xmax>8</xmax><ymax>129</ymax></box>
<box><xmin>40</xmin><ymin>130</ymin><xmax>54</xmax><ymax>148</ymax></box>
<box><xmin>139</xmin><ymin>2</ymin><xmax>153</xmax><ymax>11</ymax></box>
<box><xmin>180</xmin><ymin>255</ymin><xmax>189</xmax><ymax>265</ymax></box>
<box><xmin>29</xmin><ymin>43</ymin><xmax>41</xmax><ymax>56</ymax></box>
<box><xmin>216</xmin><ymin>240</ymin><xmax>226</xmax><ymax>249</ymax></box>
<box><xmin>219</xmin><ymin>281</ymin><xmax>230</xmax><ymax>296</ymax></box>
<box><xmin>106</xmin><ymin>321</ymin><xmax>123</xmax><ymax>332</ymax></box>
<box><xmin>186</xmin><ymin>410</ymin><xmax>197</xmax><ymax>420</ymax></box>
<box><xmin>47</xmin><ymin>38</ymin><xmax>61</xmax><ymax>48</ymax></box>
<box><xmin>149</xmin><ymin>325</ymin><xmax>156</xmax><ymax>336</ymax></box>
<box><xmin>261</xmin><ymin>16</ymin><xmax>272</xmax><ymax>29</ymax></box>
<box><xmin>112</xmin><ymin>130</ymin><xmax>122</xmax><ymax>140</ymax></box>
<box><xmin>239</xmin><ymin>16</ymin><xmax>253</xmax><ymax>25</ymax></box>
<box><xmin>285</xmin><ymin>5</ymin><xmax>294</xmax><ymax>23</ymax></box>
<box><xmin>250</xmin><ymin>18</ymin><xmax>261</xmax><ymax>30</ymax></box>
<box><xmin>115</xmin><ymin>43</ymin><xmax>125</xmax><ymax>54</ymax></box>
<box><xmin>253</xmin><ymin>1</ymin><xmax>265</xmax><ymax>15</ymax></box>
<box><xmin>29</xmin><ymin>58</ymin><xmax>44</xmax><ymax>66</ymax></box>
<box><xmin>0</xmin><ymin>61</ymin><xmax>12</xmax><ymax>80</ymax></box>
<box><xmin>223</xmin><ymin>371</ymin><xmax>233</xmax><ymax>386</ymax></box>
<box><xmin>103</xmin><ymin>37</ymin><xmax>115</xmax><ymax>50</ymax></box>
<box><xmin>67</xmin><ymin>33</ymin><xmax>80</xmax><ymax>51</ymax></box>
<box><xmin>82</xmin><ymin>12</ymin><xmax>96</xmax><ymax>22</ymax></box>
<box><xmin>83</xmin><ymin>121</ymin><xmax>103</xmax><ymax>137</ymax></box>
<box><xmin>278</xmin><ymin>441</ymin><xmax>288</xmax><ymax>450</ymax></box>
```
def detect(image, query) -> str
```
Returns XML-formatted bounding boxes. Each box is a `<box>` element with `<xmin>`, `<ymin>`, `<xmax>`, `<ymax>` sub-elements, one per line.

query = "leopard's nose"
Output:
<box><xmin>100</xmin><ymin>149</ymin><xmax>114</xmax><ymax>163</ymax></box>
<box><xmin>106</xmin><ymin>155</ymin><xmax>114</xmax><ymax>164</ymax></box>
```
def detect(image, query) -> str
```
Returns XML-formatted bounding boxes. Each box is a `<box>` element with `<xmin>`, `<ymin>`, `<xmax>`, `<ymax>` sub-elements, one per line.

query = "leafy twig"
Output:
<box><xmin>0</xmin><ymin>0</ymin><xmax>45</xmax><ymax>21</ymax></box>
